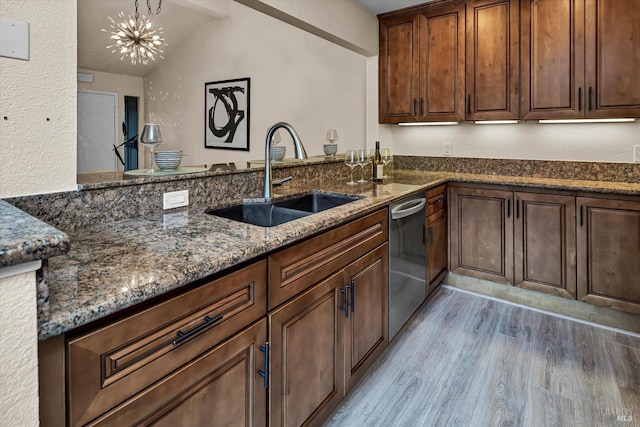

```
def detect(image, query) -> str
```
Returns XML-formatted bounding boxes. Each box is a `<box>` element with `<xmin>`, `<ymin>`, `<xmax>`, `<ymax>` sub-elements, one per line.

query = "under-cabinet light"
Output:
<box><xmin>473</xmin><ymin>120</ymin><xmax>519</xmax><ymax>125</ymax></box>
<box><xmin>538</xmin><ymin>118</ymin><xmax>635</xmax><ymax>124</ymax></box>
<box><xmin>397</xmin><ymin>122</ymin><xmax>459</xmax><ymax>126</ymax></box>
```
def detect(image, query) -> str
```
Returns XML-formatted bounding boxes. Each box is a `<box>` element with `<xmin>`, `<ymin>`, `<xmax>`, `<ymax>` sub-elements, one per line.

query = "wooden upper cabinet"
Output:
<box><xmin>379</xmin><ymin>15</ymin><xmax>419</xmax><ymax>123</ymax></box>
<box><xmin>522</xmin><ymin>0</ymin><xmax>640</xmax><ymax>119</ymax></box>
<box><xmin>417</xmin><ymin>4</ymin><xmax>466</xmax><ymax>121</ymax></box>
<box><xmin>585</xmin><ymin>0</ymin><xmax>640</xmax><ymax>117</ymax></box>
<box><xmin>466</xmin><ymin>0</ymin><xmax>520</xmax><ymax>120</ymax></box>
<box><xmin>520</xmin><ymin>0</ymin><xmax>585</xmax><ymax>119</ymax></box>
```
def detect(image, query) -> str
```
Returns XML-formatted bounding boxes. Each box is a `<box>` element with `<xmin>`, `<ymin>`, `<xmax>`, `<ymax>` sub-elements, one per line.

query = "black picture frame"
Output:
<box><xmin>204</xmin><ymin>77</ymin><xmax>250</xmax><ymax>151</ymax></box>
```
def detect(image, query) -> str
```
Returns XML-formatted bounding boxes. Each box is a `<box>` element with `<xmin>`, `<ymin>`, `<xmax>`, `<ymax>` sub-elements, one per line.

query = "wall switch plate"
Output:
<box><xmin>163</xmin><ymin>190</ymin><xmax>189</xmax><ymax>210</ymax></box>
<box><xmin>0</xmin><ymin>17</ymin><xmax>29</xmax><ymax>60</ymax></box>
<box><xmin>443</xmin><ymin>142</ymin><xmax>452</xmax><ymax>156</ymax></box>
<box><xmin>634</xmin><ymin>145</ymin><xmax>640</xmax><ymax>163</ymax></box>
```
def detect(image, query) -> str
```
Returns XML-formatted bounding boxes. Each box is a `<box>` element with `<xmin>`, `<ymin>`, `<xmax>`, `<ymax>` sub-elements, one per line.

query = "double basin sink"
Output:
<box><xmin>206</xmin><ymin>190</ymin><xmax>363</xmax><ymax>227</ymax></box>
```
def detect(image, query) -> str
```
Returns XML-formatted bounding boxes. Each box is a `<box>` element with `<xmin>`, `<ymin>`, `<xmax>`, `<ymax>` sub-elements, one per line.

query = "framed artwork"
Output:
<box><xmin>204</xmin><ymin>77</ymin><xmax>250</xmax><ymax>150</ymax></box>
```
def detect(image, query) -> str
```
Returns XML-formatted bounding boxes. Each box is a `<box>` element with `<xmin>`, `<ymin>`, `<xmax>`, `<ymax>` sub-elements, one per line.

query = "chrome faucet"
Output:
<box><xmin>263</xmin><ymin>122</ymin><xmax>307</xmax><ymax>199</ymax></box>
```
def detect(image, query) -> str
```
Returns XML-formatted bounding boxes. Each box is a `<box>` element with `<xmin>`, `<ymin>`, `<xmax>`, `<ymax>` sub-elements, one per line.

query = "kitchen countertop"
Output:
<box><xmin>35</xmin><ymin>171</ymin><xmax>640</xmax><ymax>339</ymax></box>
<box><xmin>0</xmin><ymin>200</ymin><xmax>69</xmax><ymax>268</ymax></box>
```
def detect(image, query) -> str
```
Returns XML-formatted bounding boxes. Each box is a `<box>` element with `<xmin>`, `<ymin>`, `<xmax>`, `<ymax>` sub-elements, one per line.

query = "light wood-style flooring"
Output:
<box><xmin>323</xmin><ymin>286</ymin><xmax>640</xmax><ymax>427</ymax></box>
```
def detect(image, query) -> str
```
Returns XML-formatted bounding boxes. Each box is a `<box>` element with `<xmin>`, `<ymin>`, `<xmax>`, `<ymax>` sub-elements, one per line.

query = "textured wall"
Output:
<box><xmin>144</xmin><ymin>2</ymin><xmax>368</xmax><ymax>167</ymax></box>
<box><xmin>0</xmin><ymin>0</ymin><xmax>77</xmax><ymax>198</ymax></box>
<box><xmin>0</xmin><ymin>270</ymin><xmax>38</xmax><ymax>427</ymax></box>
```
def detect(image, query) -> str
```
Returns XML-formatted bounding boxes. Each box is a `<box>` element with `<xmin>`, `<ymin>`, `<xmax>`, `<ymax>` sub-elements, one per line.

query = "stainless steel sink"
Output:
<box><xmin>206</xmin><ymin>191</ymin><xmax>363</xmax><ymax>227</ymax></box>
<box><xmin>274</xmin><ymin>190</ymin><xmax>362</xmax><ymax>213</ymax></box>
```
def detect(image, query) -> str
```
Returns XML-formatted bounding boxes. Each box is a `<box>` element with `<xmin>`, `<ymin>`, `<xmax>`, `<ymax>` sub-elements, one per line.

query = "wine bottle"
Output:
<box><xmin>372</xmin><ymin>141</ymin><xmax>384</xmax><ymax>182</ymax></box>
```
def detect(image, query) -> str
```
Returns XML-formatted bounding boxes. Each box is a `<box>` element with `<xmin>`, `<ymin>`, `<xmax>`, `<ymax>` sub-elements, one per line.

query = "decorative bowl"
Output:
<box><xmin>323</xmin><ymin>143</ymin><xmax>338</xmax><ymax>157</ymax></box>
<box><xmin>270</xmin><ymin>146</ymin><xmax>286</xmax><ymax>162</ymax></box>
<box><xmin>154</xmin><ymin>150</ymin><xmax>182</xmax><ymax>171</ymax></box>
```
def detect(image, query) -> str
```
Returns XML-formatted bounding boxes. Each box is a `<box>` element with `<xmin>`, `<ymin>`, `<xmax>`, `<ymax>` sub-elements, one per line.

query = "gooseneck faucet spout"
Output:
<box><xmin>264</xmin><ymin>122</ymin><xmax>307</xmax><ymax>199</ymax></box>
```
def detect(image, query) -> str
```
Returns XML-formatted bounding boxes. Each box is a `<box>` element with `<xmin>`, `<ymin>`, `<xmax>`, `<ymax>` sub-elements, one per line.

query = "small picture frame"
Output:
<box><xmin>204</xmin><ymin>77</ymin><xmax>250</xmax><ymax>151</ymax></box>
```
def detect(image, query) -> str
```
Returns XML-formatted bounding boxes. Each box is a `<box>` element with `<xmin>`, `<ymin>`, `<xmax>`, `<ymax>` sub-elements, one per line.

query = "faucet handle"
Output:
<box><xmin>273</xmin><ymin>176</ymin><xmax>293</xmax><ymax>187</ymax></box>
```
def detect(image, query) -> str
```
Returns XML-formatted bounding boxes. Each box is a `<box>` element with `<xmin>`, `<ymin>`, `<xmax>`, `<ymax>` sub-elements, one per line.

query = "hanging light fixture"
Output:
<box><xmin>102</xmin><ymin>0</ymin><xmax>167</xmax><ymax>65</ymax></box>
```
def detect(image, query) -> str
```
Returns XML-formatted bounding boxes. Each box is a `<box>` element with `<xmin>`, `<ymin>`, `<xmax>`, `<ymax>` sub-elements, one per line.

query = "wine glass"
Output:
<box><xmin>326</xmin><ymin>129</ymin><xmax>338</xmax><ymax>143</ymax></box>
<box><xmin>381</xmin><ymin>148</ymin><xmax>393</xmax><ymax>178</ymax></box>
<box><xmin>356</xmin><ymin>149</ymin><xmax>369</xmax><ymax>183</ymax></box>
<box><xmin>140</xmin><ymin>123</ymin><xmax>164</xmax><ymax>173</ymax></box>
<box><xmin>344</xmin><ymin>150</ymin><xmax>358</xmax><ymax>185</ymax></box>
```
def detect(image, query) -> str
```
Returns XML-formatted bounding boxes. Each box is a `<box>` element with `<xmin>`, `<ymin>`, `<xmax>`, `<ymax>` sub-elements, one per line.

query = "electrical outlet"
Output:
<box><xmin>443</xmin><ymin>142</ymin><xmax>452</xmax><ymax>156</ymax></box>
<box><xmin>634</xmin><ymin>145</ymin><xmax>640</xmax><ymax>162</ymax></box>
<box><xmin>163</xmin><ymin>190</ymin><xmax>189</xmax><ymax>210</ymax></box>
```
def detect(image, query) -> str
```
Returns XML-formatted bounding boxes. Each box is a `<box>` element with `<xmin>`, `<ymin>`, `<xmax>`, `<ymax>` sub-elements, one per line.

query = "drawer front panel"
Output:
<box><xmin>87</xmin><ymin>319</ymin><xmax>267</xmax><ymax>427</ymax></box>
<box><xmin>68</xmin><ymin>261</ymin><xmax>267</xmax><ymax>426</ymax></box>
<box><xmin>268</xmin><ymin>209</ymin><xmax>388</xmax><ymax>310</ymax></box>
<box><xmin>427</xmin><ymin>185</ymin><xmax>447</xmax><ymax>216</ymax></box>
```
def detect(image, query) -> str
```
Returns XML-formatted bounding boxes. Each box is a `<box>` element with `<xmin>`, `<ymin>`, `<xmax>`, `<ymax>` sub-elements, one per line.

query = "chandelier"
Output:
<box><xmin>102</xmin><ymin>0</ymin><xmax>166</xmax><ymax>65</ymax></box>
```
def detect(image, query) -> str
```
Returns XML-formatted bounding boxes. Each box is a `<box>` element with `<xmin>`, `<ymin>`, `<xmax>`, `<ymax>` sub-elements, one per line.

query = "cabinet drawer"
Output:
<box><xmin>67</xmin><ymin>261</ymin><xmax>267</xmax><ymax>426</ymax></box>
<box><xmin>426</xmin><ymin>185</ymin><xmax>447</xmax><ymax>216</ymax></box>
<box><xmin>268</xmin><ymin>209</ymin><xmax>388</xmax><ymax>310</ymax></box>
<box><xmin>87</xmin><ymin>319</ymin><xmax>267</xmax><ymax>427</ymax></box>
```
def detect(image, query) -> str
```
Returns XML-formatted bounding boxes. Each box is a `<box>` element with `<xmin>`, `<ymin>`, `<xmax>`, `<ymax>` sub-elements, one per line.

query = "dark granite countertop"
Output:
<box><xmin>0</xmin><ymin>200</ymin><xmax>69</xmax><ymax>268</ymax></box>
<box><xmin>36</xmin><ymin>171</ymin><xmax>639</xmax><ymax>339</ymax></box>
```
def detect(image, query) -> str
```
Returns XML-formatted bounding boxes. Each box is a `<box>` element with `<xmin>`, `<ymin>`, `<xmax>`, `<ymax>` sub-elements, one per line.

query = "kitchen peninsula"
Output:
<box><xmin>2</xmin><ymin>155</ymin><xmax>639</xmax><ymax>425</ymax></box>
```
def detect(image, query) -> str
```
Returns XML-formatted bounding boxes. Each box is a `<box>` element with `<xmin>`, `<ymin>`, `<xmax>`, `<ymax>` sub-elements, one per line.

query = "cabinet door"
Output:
<box><xmin>427</xmin><ymin>209</ymin><xmax>448</xmax><ymax>295</ymax></box>
<box><xmin>584</xmin><ymin>0</ymin><xmax>640</xmax><ymax>118</ymax></box>
<box><xmin>450</xmin><ymin>186</ymin><xmax>514</xmax><ymax>284</ymax></box>
<box><xmin>88</xmin><ymin>319</ymin><xmax>267</xmax><ymax>427</ymax></box>
<box><xmin>514</xmin><ymin>192</ymin><xmax>577</xmax><ymax>298</ymax></box>
<box><xmin>379</xmin><ymin>15</ymin><xmax>419</xmax><ymax>123</ymax></box>
<box><xmin>269</xmin><ymin>273</ymin><xmax>345</xmax><ymax>427</ymax></box>
<box><xmin>343</xmin><ymin>244</ymin><xmax>389</xmax><ymax>391</ymax></box>
<box><xmin>520</xmin><ymin>0</ymin><xmax>585</xmax><ymax>119</ymax></box>
<box><xmin>417</xmin><ymin>4</ymin><xmax>465</xmax><ymax>122</ymax></box>
<box><xmin>465</xmin><ymin>0</ymin><xmax>519</xmax><ymax>120</ymax></box>
<box><xmin>577</xmin><ymin>197</ymin><xmax>640</xmax><ymax>315</ymax></box>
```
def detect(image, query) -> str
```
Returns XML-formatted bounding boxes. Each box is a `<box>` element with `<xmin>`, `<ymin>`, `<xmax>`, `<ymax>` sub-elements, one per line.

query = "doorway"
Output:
<box><xmin>77</xmin><ymin>90</ymin><xmax>118</xmax><ymax>174</ymax></box>
<box><xmin>123</xmin><ymin>96</ymin><xmax>139</xmax><ymax>171</ymax></box>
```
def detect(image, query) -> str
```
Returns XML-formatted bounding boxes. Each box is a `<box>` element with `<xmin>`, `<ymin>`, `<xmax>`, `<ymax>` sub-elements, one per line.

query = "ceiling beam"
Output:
<box><xmin>166</xmin><ymin>0</ymin><xmax>232</xmax><ymax>19</ymax></box>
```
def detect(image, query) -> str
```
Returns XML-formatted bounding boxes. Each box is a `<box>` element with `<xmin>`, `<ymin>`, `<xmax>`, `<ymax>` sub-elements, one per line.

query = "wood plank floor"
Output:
<box><xmin>323</xmin><ymin>286</ymin><xmax>640</xmax><ymax>427</ymax></box>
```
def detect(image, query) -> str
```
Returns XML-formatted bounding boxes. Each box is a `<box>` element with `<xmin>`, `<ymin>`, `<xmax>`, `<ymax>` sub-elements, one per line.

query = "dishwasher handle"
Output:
<box><xmin>391</xmin><ymin>198</ymin><xmax>426</xmax><ymax>220</ymax></box>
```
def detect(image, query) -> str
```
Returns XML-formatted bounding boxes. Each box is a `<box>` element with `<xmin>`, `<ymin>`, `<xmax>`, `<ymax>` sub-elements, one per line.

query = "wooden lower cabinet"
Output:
<box><xmin>343</xmin><ymin>244</ymin><xmax>389</xmax><ymax>391</ymax></box>
<box><xmin>269</xmin><ymin>244</ymin><xmax>389</xmax><ymax>427</ymax></box>
<box><xmin>88</xmin><ymin>319</ymin><xmax>267</xmax><ymax>426</ymax></box>
<box><xmin>268</xmin><ymin>271</ymin><xmax>345</xmax><ymax>427</ymax></box>
<box><xmin>449</xmin><ymin>186</ymin><xmax>514</xmax><ymax>284</ymax></box>
<box><xmin>451</xmin><ymin>185</ymin><xmax>579</xmax><ymax>300</ymax></box>
<box><xmin>426</xmin><ymin>185</ymin><xmax>448</xmax><ymax>295</ymax></box>
<box><xmin>577</xmin><ymin>197</ymin><xmax>640</xmax><ymax>315</ymax></box>
<box><xmin>514</xmin><ymin>192</ymin><xmax>577</xmax><ymax>298</ymax></box>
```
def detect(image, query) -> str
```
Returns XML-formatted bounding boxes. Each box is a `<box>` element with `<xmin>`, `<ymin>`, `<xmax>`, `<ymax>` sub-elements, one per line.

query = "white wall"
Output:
<box><xmin>390</xmin><ymin>120</ymin><xmax>640</xmax><ymax>162</ymax></box>
<box><xmin>0</xmin><ymin>0</ymin><xmax>77</xmax><ymax>198</ymax></box>
<box><xmin>144</xmin><ymin>2</ymin><xmax>368</xmax><ymax>167</ymax></box>
<box><xmin>77</xmin><ymin>69</ymin><xmax>145</xmax><ymax>167</ymax></box>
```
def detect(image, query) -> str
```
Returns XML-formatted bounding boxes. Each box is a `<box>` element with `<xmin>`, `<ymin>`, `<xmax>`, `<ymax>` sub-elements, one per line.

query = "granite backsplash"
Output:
<box><xmin>6</xmin><ymin>161</ymin><xmax>346</xmax><ymax>232</ymax></box>
<box><xmin>395</xmin><ymin>156</ymin><xmax>640</xmax><ymax>183</ymax></box>
<box><xmin>6</xmin><ymin>157</ymin><xmax>638</xmax><ymax>232</ymax></box>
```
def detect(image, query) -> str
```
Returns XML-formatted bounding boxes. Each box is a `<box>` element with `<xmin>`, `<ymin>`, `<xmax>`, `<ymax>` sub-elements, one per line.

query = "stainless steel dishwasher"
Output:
<box><xmin>389</xmin><ymin>194</ymin><xmax>427</xmax><ymax>340</ymax></box>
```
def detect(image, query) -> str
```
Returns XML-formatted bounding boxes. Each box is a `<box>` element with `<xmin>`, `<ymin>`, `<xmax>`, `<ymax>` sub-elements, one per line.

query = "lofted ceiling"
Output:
<box><xmin>355</xmin><ymin>0</ymin><xmax>437</xmax><ymax>15</ymax></box>
<box><xmin>78</xmin><ymin>0</ymin><xmax>435</xmax><ymax>78</ymax></box>
<box><xmin>77</xmin><ymin>0</ymin><xmax>210</xmax><ymax>77</ymax></box>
